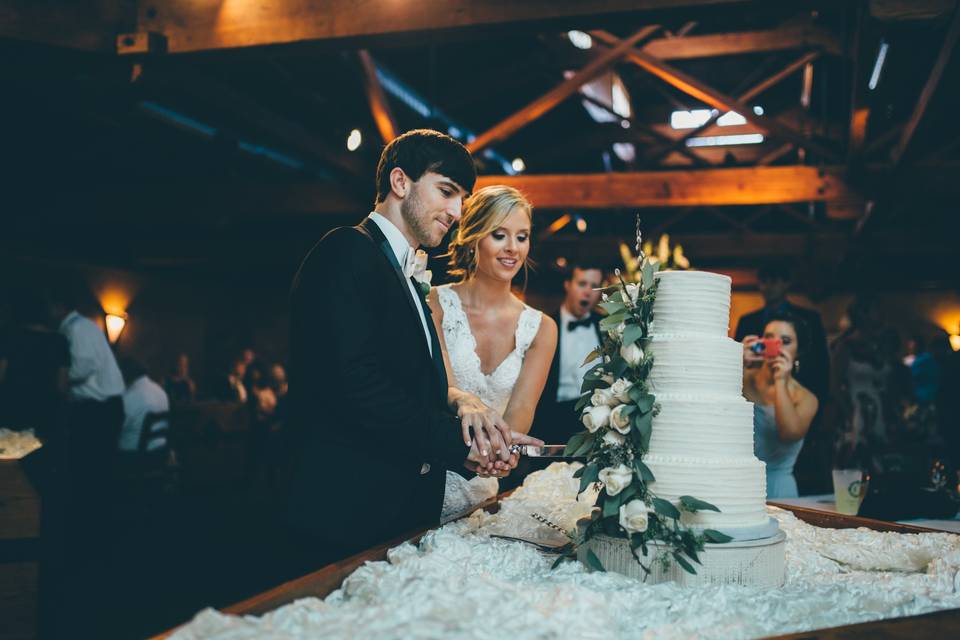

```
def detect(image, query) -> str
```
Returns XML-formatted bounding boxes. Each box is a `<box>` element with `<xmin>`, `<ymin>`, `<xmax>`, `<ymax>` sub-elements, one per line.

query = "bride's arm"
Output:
<box><xmin>427</xmin><ymin>290</ymin><xmax>514</xmax><ymax>470</ymax></box>
<box><xmin>502</xmin><ymin>314</ymin><xmax>558</xmax><ymax>435</ymax></box>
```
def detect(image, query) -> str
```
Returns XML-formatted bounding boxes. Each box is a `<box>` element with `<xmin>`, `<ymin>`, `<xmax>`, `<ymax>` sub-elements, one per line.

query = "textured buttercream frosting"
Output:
<box><xmin>644</xmin><ymin>270</ymin><xmax>769</xmax><ymax>530</ymax></box>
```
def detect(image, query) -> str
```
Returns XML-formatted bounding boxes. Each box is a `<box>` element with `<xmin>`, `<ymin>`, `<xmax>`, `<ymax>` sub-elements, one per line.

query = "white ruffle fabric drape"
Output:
<box><xmin>172</xmin><ymin>463</ymin><xmax>960</xmax><ymax>640</ymax></box>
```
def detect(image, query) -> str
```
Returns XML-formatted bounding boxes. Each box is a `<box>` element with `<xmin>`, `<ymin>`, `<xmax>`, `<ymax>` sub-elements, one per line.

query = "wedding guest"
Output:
<box><xmin>829</xmin><ymin>297</ymin><xmax>913</xmax><ymax>474</ymax></box>
<box><xmin>243</xmin><ymin>361</ymin><xmax>280</xmax><ymax>488</ymax></box>
<box><xmin>736</xmin><ymin>262</ymin><xmax>831</xmax><ymax>493</ymax></box>
<box><xmin>742</xmin><ymin>313</ymin><xmax>819</xmax><ymax>498</ymax></box>
<box><xmin>219</xmin><ymin>356</ymin><xmax>247</xmax><ymax>403</ymax></box>
<box><xmin>50</xmin><ymin>288</ymin><xmax>126</xmax><ymax>636</ymax></box>
<box><xmin>118</xmin><ymin>357</ymin><xmax>170</xmax><ymax>456</ymax></box>
<box><xmin>532</xmin><ymin>262</ymin><xmax>604</xmax><ymax>446</ymax></box>
<box><xmin>735</xmin><ymin>263</ymin><xmax>829</xmax><ymax>402</ymax></box>
<box><xmin>164</xmin><ymin>352</ymin><xmax>196</xmax><ymax>406</ymax></box>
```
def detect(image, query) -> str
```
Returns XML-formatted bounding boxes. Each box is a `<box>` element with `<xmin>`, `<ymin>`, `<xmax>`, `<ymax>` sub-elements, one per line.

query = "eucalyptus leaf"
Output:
<box><xmin>635</xmin><ymin>393</ymin><xmax>655</xmax><ymax>414</ymax></box>
<box><xmin>572</xmin><ymin>466</ymin><xmax>585</xmax><ymax>479</ymax></box>
<box><xmin>673</xmin><ymin>552</ymin><xmax>697</xmax><ymax>575</ymax></box>
<box><xmin>679</xmin><ymin>495</ymin><xmax>721</xmax><ymax>513</ymax></box>
<box><xmin>579</xmin><ymin>464</ymin><xmax>600</xmax><ymax>493</ymax></box>
<box><xmin>598</xmin><ymin>300</ymin><xmax>626</xmax><ymax>315</ymax></box>
<box><xmin>622</xmin><ymin>324</ymin><xmax>644</xmax><ymax>346</ymax></box>
<box><xmin>599</xmin><ymin>311</ymin><xmax>628</xmax><ymax>331</ymax></box>
<box><xmin>574</xmin><ymin>393</ymin><xmax>592</xmax><ymax>412</ymax></box>
<box><xmin>572</xmin><ymin>435</ymin><xmax>595</xmax><ymax>457</ymax></box>
<box><xmin>652</xmin><ymin>497</ymin><xmax>680</xmax><ymax>520</ymax></box>
<box><xmin>628</xmin><ymin>385</ymin><xmax>647</xmax><ymax>404</ymax></box>
<box><xmin>564</xmin><ymin>432</ymin><xmax>588</xmax><ymax>457</ymax></box>
<box><xmin>642</xmin><ymin>261</ymin><xmax>657</xmax><ymax>288</ymax></box>
<box><xmin>585</xmin><ymin>549</ymin><xmax>606</xmax><ymax>572</ymax></box>
<box><xmin>633</xmin><ymin>459</ymin><xmax>656</xmax><ymax>483</ymax></box>
<box><xmin>703</xmin><ymin>529</ymin><xmax>734</xmax><ymax>544</ymax></box>
<box><xmin>602</xmin><ymin>492</ymin><xmax>622</xmax><ymax>518</ymax></box>
<box><xmin>633</xmin><ymin>411</ymin><xmax>652</xmax><ymax>449</ymax></box>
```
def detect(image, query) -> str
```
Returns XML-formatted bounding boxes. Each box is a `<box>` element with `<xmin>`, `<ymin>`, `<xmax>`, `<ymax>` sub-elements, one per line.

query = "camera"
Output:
<box><xmin>749</xmin><ymin>337</ymin><xmax>782</xmax><ymax>358</ymax></box>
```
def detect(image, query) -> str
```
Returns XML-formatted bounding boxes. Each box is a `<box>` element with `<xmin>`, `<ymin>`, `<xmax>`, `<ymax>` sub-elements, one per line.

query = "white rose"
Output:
<box><xmin>621</xmin><ymin>342</ymin><xmax>644</xmax><ymax>366</ymax></box>
<box><xmin>602</xmin><ymin>430</ymin><xmax>625</xmax><ymax>447</ymax></box>
<box><xmin>591</xmin><ymin>388</ymin><xmax>616</xmax><ymax>407</ymax></box>
<box><xmin>610</xmin><ymin>378</ymin><xmax>633</xmax><ymax>403</ymax></box>
<box><xmin>582</xmin><ymin>405</ymin><xmax>611</xmax><ymax>432</ymax></box>
<box><xmin>598</xmin><ymin>464</ymin><xmax>633</xmax><ymax>496</ymax></box>
<box><xmin>609</xmin><ymin>404</ymin><xmax>632</xmax><ymax>434</ymax></box>
<box><xmin>619</xmin><ymin>500</ymin><xmax>649</xmax><ymax>534</ymax></box>
<box><xmin>624</xmin><ymin>282</ymin><xmax>640</xmax><ymax>304</ymax></box>
<box><xmin>612</xmin><ymin>322</ymin><xmax>626</xmax><ymax>339</ymax></box>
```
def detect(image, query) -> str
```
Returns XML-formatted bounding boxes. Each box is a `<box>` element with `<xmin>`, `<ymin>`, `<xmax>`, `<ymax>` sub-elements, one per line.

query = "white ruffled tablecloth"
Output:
<box><xmin>171</xmin><ymin>463</ymin><xmax>960</xmax><ymax>640</ymax></box>
<box><xmin>0</xmin><ymin>428</ymin><xmax>42</xmax><ymax>460</ymax></box>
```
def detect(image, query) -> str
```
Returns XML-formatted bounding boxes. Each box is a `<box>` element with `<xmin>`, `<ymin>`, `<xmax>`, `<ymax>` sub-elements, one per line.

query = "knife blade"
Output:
<box><xmin>509</xmin><ymin>444</ymin><xmax>575</xmax><ymax>458</ymax></box>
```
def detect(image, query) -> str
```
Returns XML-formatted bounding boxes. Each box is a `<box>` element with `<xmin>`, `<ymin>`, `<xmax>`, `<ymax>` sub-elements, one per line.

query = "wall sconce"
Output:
<box><xmin>105</xmin><ymin>312</ymin><xmax>127</xmax><ymax>345</ymax></box>
<box><xmin>950</xmin><ymin>334</ymin><xmax>960</xmax><ymax>352</ymax></box>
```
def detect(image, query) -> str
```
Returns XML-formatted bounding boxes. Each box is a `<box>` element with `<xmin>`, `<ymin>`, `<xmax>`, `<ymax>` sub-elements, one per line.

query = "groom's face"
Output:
<box><xmin>400</xmin><ymin>171</ymin><xmax>467</xmax><ymax>248</ymax></box>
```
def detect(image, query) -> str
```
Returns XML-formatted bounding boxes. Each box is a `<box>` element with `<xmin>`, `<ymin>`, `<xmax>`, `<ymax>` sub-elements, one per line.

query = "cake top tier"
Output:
<box><xmin>651</xmin><ymin>270</ymin><xmax>732</xmax><ymax>337</ymax></box>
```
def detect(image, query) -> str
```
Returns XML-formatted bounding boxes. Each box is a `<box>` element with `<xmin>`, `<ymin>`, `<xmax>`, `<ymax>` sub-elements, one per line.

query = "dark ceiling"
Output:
<box><xmin>2</xmin><ymin>0</ymin><xmax>959</xmax><ymax>293</ymax></box>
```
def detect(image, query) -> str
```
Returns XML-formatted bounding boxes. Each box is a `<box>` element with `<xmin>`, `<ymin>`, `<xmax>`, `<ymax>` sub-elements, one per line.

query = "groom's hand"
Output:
<box><xmin>466</xmin><ymin>431</ymin><xmax>545</xmax><ymax>478</ymax></box>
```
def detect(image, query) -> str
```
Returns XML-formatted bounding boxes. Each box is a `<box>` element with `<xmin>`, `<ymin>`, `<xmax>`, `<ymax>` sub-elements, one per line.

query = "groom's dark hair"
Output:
<box><xmin>374</xmin><ymin>129</ymin><xmax>476</xmax><ymax>205</ymax></box>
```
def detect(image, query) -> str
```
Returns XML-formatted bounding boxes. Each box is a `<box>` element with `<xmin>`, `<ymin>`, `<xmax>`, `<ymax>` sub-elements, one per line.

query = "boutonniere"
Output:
<box><xmin>412</xmin><ymin>249</ymin><xmax>432</xmax><ymax>298</ymax></box>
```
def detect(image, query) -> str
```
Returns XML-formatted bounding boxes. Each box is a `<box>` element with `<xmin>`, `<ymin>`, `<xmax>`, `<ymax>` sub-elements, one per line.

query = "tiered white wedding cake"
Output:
<box><xmin>644</xmin><ymin>270</ymin><xmax>769</xmax><ymax>533</ymax></box>
<box><xmin>587</xmin><ymin>269</ymin><xmax>785</xmax><ymax>587</ymax></box>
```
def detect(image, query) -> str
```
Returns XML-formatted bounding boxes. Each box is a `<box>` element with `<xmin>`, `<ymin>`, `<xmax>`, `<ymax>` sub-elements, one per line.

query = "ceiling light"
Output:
<box><xmin>511</xmin><ymin>157</ymin><xmax>526</xmax><ymax>173</ymax></box>
<box><xmin>346</xmin><ymin>129</ymin><xmax>362</xmax><ymax>151</ymax></box>
<box><xmin>567</xmin><ymin>30</ymin><xmax>592</xmax><ymax>50</ymax></box>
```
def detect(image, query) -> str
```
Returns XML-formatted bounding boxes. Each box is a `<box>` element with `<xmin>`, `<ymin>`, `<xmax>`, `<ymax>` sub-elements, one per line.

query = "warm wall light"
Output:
<box><xmin>346</xmin><ymin>129</ymin><xmax>362</xmax><ymax>151</ymax></box>
<box><xmin>105</xmin><ymin>313</ymin><xmax>127</xmax><ymax>345</ymax></box>
<box><xmin>950</xmin><ymin>335</ymin><xmax>960</xmax><ymax>352</ymax></box>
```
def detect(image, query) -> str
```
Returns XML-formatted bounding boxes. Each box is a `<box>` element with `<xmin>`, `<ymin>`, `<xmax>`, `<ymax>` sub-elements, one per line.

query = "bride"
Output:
<box><xmin>427</xmin><ymin>185</ymin><xmax>558</xmax><ymax>519</ymax></box>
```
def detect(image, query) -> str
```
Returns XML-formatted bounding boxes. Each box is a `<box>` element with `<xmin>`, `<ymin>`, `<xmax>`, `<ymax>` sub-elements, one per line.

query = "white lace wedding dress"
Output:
<box><xmin>437</xmin><ymin>285</ymin><xmax>543</xmax><ymax>521</ymax></box>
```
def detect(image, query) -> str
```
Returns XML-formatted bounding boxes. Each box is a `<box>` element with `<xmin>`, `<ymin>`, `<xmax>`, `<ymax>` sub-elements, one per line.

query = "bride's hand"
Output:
<box><xmin>466</xmin><ymin>431</ymin><xmax>544</xmax><ymax>477</ymax></box>
<box><xmin>453</xmin><ymin>392</ymin><xmax>514</xmax><ymax>463</ymax></box>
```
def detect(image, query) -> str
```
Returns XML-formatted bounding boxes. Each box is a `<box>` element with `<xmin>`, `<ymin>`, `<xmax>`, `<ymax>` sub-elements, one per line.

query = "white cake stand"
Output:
<box><xmin>581</xmin><ymin>530</ymin><xmax>786</xmax><ymax>587</ymax></box>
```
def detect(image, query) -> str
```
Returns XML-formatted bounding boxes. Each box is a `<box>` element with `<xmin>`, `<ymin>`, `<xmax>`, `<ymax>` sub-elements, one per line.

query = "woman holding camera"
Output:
<box><xmin>742</xmin><ymin>313</ymin><xmax>819</xmax><ymax>498</ymax></box>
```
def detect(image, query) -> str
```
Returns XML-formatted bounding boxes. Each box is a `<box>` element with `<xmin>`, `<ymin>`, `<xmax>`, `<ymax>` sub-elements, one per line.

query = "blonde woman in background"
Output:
<box><xmin>427</xmin><ymin>185</ymin><xmax>557</xmax><ymax>518</ymax></box>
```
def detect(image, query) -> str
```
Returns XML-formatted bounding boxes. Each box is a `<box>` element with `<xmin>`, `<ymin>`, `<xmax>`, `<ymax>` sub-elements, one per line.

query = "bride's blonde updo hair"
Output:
<box><xmin>446</xmin><ymin>185</ymin><xmax>533</xmax><ymax>282</ymax></box>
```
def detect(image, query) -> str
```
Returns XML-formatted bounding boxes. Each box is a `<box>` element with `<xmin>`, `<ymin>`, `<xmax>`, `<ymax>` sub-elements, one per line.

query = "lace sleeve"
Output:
<box><xmin>515</xmin><ymin>308</ymin><xmax>543</xmax><ymax>356</ymax></box>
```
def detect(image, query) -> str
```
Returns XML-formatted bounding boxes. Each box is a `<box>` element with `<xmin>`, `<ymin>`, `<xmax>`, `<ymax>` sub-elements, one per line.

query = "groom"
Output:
<box><xmin>286</xmin><ymin>129</ymin><xmax>538</xmax><ymax>567</ymax></box>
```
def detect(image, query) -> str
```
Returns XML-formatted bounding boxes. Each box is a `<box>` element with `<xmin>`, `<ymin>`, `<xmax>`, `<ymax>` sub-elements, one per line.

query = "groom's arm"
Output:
<box><xmin>292</xmin><ymin>229</ymin><xmax>467</xmax><ymax>469</ymax></box>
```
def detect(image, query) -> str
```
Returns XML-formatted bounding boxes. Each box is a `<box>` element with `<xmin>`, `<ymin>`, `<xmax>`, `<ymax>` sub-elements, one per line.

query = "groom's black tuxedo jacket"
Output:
<box><xmin>286</xmin><ymin>218</ymin><xmax>467</xmax><ymax>554</ymax></box>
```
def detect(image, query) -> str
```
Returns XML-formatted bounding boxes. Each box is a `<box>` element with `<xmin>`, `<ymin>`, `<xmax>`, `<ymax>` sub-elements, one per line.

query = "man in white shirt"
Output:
<box><xmin>50</xmin><ymin>296</ymin><xmax>127</xmax><ymax>637</ymax></box>
<box><xmin>532</xmin><ymin>263</ymin><xmax>605</xmax><ymax>445</ymax></box>
<box><xmin>118</xmin><ymin>358</ymin><xmax>170</xmax><ymax>453</ymax></box>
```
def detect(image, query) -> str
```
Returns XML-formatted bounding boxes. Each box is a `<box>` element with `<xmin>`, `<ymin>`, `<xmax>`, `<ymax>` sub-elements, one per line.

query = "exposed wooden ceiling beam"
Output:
<box><xmin>639</xmin><ymin>24</ymin><xmax>842</xmax><ymax>60</ymax></box>
<box><xmin>592</xmin><ymin>30</ymin><xmax>842</xmax><ymax>162</ymax></box>
<box><xmin>122</xmin><ymin>0</ymin><xmax>749</xmax><ymax>55</ymax></box>
<box><xmin>890</xmin><ymin>6</ymin><xmax>960</xmax><ymax>165</ymax></box>
<box><xmin>846</xmin><ymin>4</ymin><xmax>876</xmax><ymax>165</ymax></box>
<box><xmin>357</xmin><ymin>50</ymin><xmax>398</xmax><ymax>144</ymax></box>
<box><xmin>466</xmin><ymin>26</ymin><xmax>658</xmax><ymax>154</ymax></box>
<box><xmin>476</xmin><ymin>166</ymin><xmax>853</xmax><ymax>208</ymax></box>
<box><xmin>643</xmin><ymin>50</ymin><xmax>819</xmax><ymax>164</ymax></box>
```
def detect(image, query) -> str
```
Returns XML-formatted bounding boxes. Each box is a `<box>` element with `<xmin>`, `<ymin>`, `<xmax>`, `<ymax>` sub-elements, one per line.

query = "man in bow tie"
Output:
<box><xmin>285</xmin><ymin>129</ymin><xmax>540</xmax><ymax>572</ymax></box>
<box><xmin>531</xmin><ymin>263</ymin><xmax>605</xmax><ymax>449</ymax></box>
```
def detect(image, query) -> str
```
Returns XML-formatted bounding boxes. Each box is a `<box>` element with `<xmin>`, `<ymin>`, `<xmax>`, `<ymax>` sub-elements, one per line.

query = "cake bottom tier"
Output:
<box><xmin>644</xmin><ymin>454</ymin><xmax>768</xmax><ymax>529</ymax></box>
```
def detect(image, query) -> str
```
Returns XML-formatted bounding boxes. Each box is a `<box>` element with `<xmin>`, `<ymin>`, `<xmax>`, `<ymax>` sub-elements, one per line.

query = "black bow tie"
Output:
<box><xmin>567</xmin><ymin>317</ymin><xmax>593</xmax><ymax>331</ymax></box>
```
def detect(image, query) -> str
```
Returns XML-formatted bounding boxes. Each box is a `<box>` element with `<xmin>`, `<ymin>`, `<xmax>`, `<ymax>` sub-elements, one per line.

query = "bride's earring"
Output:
<box><xmin>793</xmin><ymin>359</ymin><xmax>800</xmax><ymax>374</ymax></box>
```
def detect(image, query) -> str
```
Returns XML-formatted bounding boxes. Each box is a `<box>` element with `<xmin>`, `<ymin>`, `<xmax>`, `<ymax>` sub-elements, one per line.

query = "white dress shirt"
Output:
<box><xmin>119</xmin><ymin>375</ymin><xmax>170</xmax><ymax>452</ymax></box>
<box><xmin>368</xmin><ymin>212</ymin><xmax>433</xmax><ymax>356</ymax></box>
<box><xmin>59</xmin><ymin>310</ymin><xmax>125</xmax><ymax>402</ymax></box>
<box><xmin>557</xmin><ymin>306</ymin><xmax>601</xmax><ymax>402</ymax></box>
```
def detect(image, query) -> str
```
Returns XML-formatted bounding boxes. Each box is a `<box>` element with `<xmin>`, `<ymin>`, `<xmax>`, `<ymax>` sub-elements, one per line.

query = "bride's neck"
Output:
<box><xmin>457</xmin><ymin>272</ymin><xmax>513</xmax><ymax>308</ymax></box>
